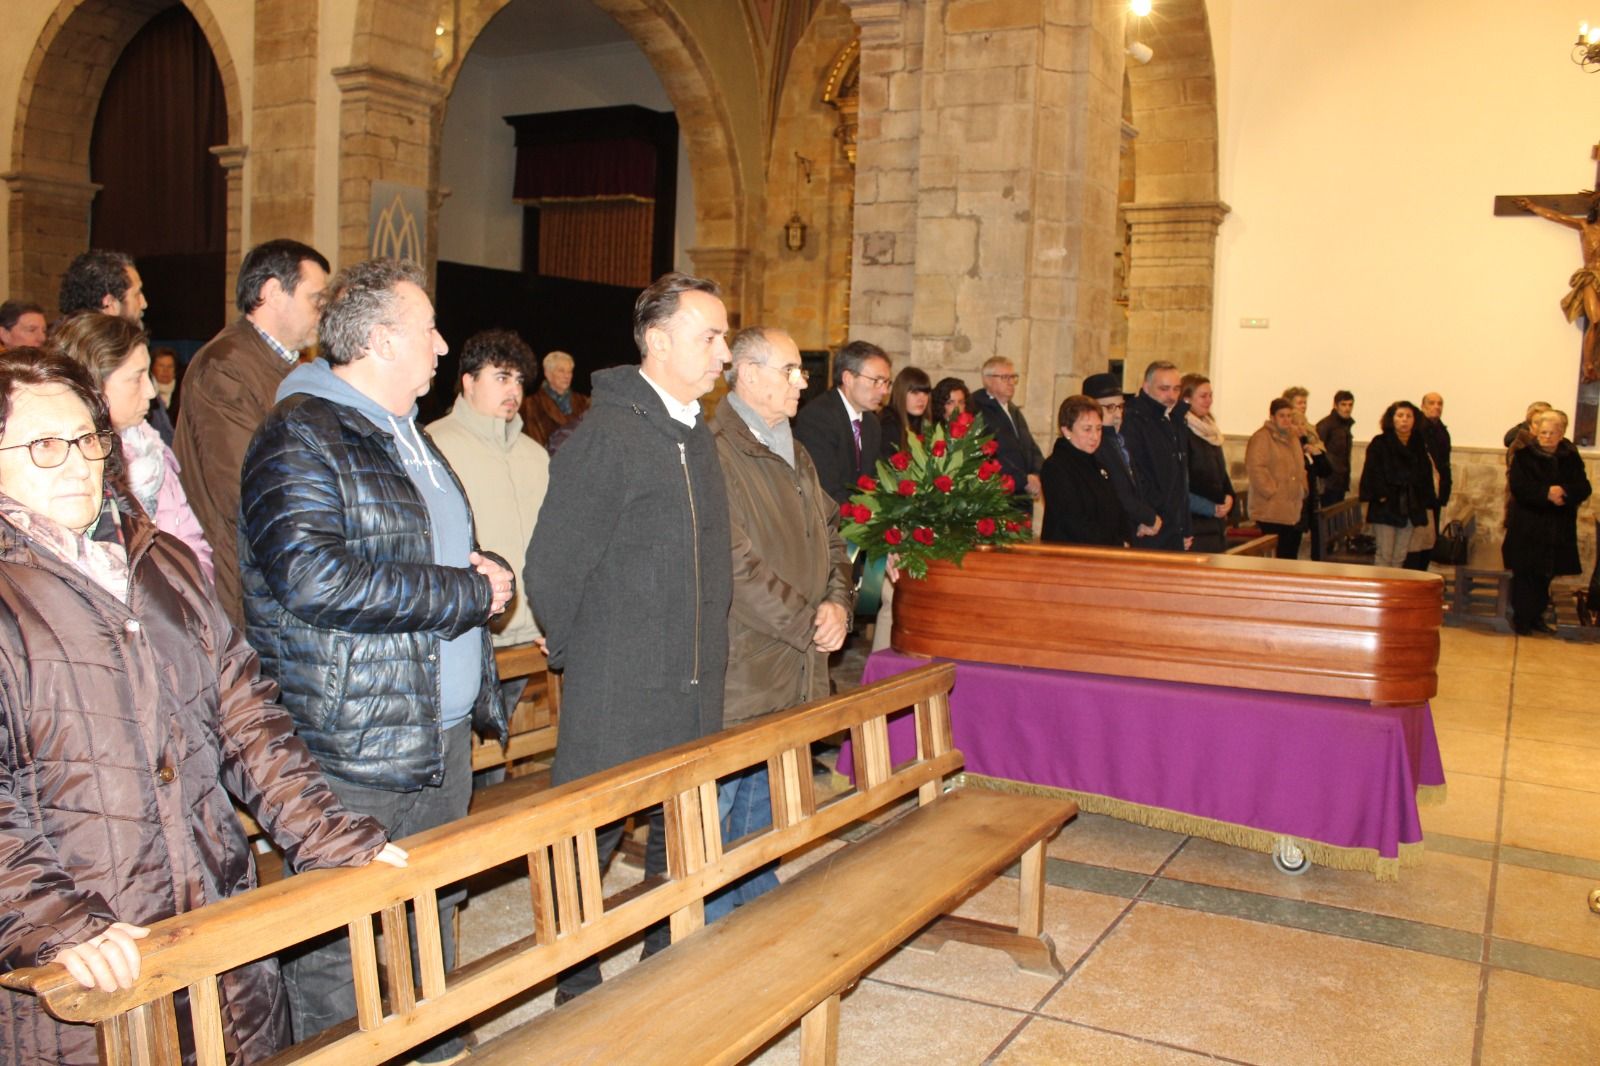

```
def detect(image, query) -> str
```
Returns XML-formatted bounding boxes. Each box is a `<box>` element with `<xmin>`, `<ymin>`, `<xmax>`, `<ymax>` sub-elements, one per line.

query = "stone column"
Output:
<box><xmin>252</xmin><ymin>0</ymin><xmax>321</xmax><ymax>245</ymax></box>
<box><xmin>1121</xmin><ymin>198</ymin><xmax>1228</xmax><ymax>381</ymax></box>
<box><xmin>1</xmin><ymin>171</ymin><xmax>101</xmax><ymax>311</ymax></box>
<box><xmin>847</xmin><ymin>0</ymin><xmax>1127</xmax><ymax>448</ymax></box>
<box><xmin>688</xmin><ymin>246</ymin><xmax>756</xmax><ymax>329</ymax></box>
<box><xmin>332</xmin><ymin>64</ymin><xmax>445</xmax><ymax>274</ymax></box>
<box><xmin>210</xmin><ymin>144</ymin><xmax>248</xmax><ymax>321</ymax></box>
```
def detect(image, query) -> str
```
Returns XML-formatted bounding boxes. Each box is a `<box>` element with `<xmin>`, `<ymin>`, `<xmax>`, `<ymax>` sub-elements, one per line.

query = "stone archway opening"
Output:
<box><xmin>7</xmin><ymin>0</ymin><xmax>244</xmax><ymax>314</ymax></box>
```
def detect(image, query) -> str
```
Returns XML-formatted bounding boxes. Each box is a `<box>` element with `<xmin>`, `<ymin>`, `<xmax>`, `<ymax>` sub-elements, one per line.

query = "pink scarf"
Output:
<box><xmin>0</xmin><ymin>492</ymin><xmax>130</xmax><ymax>603</ymax></box>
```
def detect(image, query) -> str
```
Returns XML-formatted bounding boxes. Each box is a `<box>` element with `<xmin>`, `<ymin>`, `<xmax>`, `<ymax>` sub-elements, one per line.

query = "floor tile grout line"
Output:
<box><xmin>1471</xmin><ymin>632</ymin><xmax>1518</xmax><ymax>1066</ymax></box>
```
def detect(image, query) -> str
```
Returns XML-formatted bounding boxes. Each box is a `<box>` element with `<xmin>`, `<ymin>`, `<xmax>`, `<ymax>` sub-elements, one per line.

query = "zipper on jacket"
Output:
<box><xmin>680</xmin><ymin>441</ymin><xmax>701</xmax><ymax>686</ymax></box>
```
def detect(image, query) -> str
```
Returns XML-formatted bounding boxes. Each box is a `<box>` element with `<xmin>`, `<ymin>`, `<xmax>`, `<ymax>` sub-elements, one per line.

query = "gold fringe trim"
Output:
<box><xmin>957</xmin><ymin>773</ymin><xmax>1426</xmax><ymax>882</ymax></box>
<box><xmin>1415</xmin><ymin>782</ymin><xmax>1448</xmax><ymax>807</ymax></box>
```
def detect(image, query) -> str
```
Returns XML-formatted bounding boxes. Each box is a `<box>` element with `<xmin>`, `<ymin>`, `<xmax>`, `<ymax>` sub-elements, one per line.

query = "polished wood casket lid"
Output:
<box><xmin>891</xmin><ymin>544</ymin><xmax>1443</xmax><ymax>704</ymax></box>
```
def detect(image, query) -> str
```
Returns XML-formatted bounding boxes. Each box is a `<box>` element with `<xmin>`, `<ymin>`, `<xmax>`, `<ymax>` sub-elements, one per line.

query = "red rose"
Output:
<box><xmin>1000</xmin><ymin>475</ymin><xmax>1016</xmax><ymax>493</ymax></box>
<box><xmin>857</xmin><ymin>475</ymin><xmax>878</xmax><ymax>492</ymax></box>
<box><xmin>884</xmin><ymin>527</ymin><xmax>904</xmax><ymax>546</ymax></box>
<box><xmin>931</xmin><ymin>439</ymin><xmax>948</xmax><ymax>457</ymax></box>
<box><xmin>839</xmin><ymin>502</ymin><xmax>853</xmax><ymax>519</ymax></box>
<box><xmin>933</xmin><ymin>475</ymin><xmax>954</xmax><ymax>493</ymax></box>
<box><xmin>976</xmin><ymin>517</ymin><xmax>997</xmax><ymax>536</ymax></box>
<box><xmin>955</xmin><ymin>412</ymin><xmax>975</xmax><ymax>428</ymax></box>
<box><xmin>1022</xmin><ymin>516</ymin><xmax>1032</xmax><ymax>528</ymax></box>
<box><xmin>976</xmin><ymin>459</ymin><xmax>1001</xmax><ymax>481</ymax></box>
<box><xmin>852</xmin><ymin>503</ymin><xmax>872</xmax><ymax>523</ymax></box>
<box><xmin>1005</xmin><ymin>520</ymin><xmax>1021</xmax><ymax>533</ymax></box>
<box><xmin>980</xmin><ymin>440</ymin><xmax>999</xmax><ymax>456</ymax></box>
<box><xmin>912</xmin><ymin>527</ymin><xmax>936</xmax><ymax>546</ymax></box>
<box><xmin>889</xmin><ymin>451</ymin><xmax>911</xmax><ymax>471</ymax></box>
<box><xmin>897</xmin><ymin>479</ymin><xmax>917</xmax><ymax>496</ymax></box>
<box><xmin>949</xmin><ymin>420</ymin><xmax>970</xmax><ymax>439</ymax></box>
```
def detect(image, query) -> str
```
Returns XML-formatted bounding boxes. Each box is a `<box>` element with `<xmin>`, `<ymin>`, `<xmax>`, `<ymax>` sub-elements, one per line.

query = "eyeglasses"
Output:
<box><xmin>766</xmin><ymin>363</ymin><xmax>809</xmax><ymax>386</ymax></box>
<box><xmin>852</xmin><ymin>373</ymin><xmax>891</xmax><ymax>388</ymax></box>
<box><xmin>0</xmin><ymin>431</ymin><xmax>117</xmax><ymax>469</ymax></box>
<box><xmin>987</xmin><ymin>373</ymin><xmax>1020</xmax><ymax>384</ymax></box>
<box><xmin>1098</xmin><ymin>401</ymin><xmax>1126</xmax><ymax>412</ymax></box>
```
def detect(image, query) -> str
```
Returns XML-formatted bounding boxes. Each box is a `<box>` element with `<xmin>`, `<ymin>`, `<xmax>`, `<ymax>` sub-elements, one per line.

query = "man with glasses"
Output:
<box><xmin>970</xmin><ymin>355</ymin><xmax>1044</xmax><ymax>511</ymax></box>
<box><xmin>708</xmin><ymin>326</ymin><xmax>852</xmax><ymax>920</ymax></box>
<box><xmin>792</xmin><ymin>339</ymin><xmax>892</xmax><ymax>505</ymax></box>
<box><xmin>1084</xmin><ymin>372</ymin><xmax>1162</xmax><ymax>544</ymax></box>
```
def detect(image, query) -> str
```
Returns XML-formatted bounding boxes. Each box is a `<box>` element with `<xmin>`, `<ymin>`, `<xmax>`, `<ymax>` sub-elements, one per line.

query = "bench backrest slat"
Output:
<box><xmin>1</xmin><ymin>664</ymin><xmax>958</xmax><ymax>1066</ymax></box>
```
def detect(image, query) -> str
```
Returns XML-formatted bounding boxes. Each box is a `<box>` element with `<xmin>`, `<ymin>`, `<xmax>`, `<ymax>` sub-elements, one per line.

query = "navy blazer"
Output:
<box><xmin>793</xmin><ymin>389</ymin><xmax>881</xmax><ymax>505</ymax></box>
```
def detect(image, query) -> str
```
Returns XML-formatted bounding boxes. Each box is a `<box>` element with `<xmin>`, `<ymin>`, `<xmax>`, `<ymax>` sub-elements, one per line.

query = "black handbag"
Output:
<box><xmin>1431</xmin><ymin>519</ymin><xmax>1470</xmax><ymax>565</ymax></box>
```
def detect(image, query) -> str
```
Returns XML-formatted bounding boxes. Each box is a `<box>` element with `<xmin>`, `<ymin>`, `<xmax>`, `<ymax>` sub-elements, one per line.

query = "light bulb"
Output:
<box><xmin>1131</xmin><ymin>0</ymin><xmax>1153</xmax><ymax>17</ymax></box>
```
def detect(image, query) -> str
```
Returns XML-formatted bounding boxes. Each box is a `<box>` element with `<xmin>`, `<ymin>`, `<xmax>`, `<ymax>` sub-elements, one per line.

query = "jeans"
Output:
<box><xmin>283</xmin><ymin>721</ymin><xmax>472</xmax><ymax>1062</ymax></box>
<box><xmin>1373</xmin><ymin>523</ymin><xmax>1413</xmax><ymax>569</ymax></box>
<box><xmin>703</xmin><ymin>766</ymin><xmax>780</xmax><ymax>924</ymax></box>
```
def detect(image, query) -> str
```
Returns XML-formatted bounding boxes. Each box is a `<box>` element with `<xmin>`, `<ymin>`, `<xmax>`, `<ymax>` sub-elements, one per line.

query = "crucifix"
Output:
<box><xmin>1494</xmin><ymin>142</ymin><xmax>1600</xmax><ymax>445</ymax></box>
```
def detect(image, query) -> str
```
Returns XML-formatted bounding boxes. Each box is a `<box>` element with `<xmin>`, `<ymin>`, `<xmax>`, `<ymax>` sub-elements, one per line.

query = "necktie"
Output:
<box><xmin>851</xmin><ymin>417</ymin><xmax>862</xmax><ymax>470</ymax></box>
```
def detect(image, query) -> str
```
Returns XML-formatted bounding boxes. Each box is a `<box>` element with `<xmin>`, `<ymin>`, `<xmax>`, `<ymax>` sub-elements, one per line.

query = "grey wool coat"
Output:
<box><xmin>526</xmin><ymin>366</ymin><xmax>733</xmax><ymax>785</ymax></box>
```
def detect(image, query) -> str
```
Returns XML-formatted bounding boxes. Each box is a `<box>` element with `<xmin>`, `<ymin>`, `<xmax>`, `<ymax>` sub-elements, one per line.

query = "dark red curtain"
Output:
<box><xmin>89</xmin><ymin>5</ymin><xmax>228</xmax><ymax>340</ymax></box>
<box><xmin>513</xmin><ymin>138</ymin><xmax>657</xmax><ymax>204</ymax></box>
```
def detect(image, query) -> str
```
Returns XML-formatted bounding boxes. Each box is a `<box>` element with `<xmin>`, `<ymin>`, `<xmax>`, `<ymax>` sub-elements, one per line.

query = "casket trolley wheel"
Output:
<box><xmin>1272</xmin><ymin>837</ymin><xmax>1310</xmax><ymax>876</ymax></box>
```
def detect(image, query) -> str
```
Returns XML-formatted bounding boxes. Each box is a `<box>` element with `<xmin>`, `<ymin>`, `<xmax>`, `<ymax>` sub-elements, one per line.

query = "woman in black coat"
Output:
<box><xmin>1359</xmin><ymin>400</ymin><xmax>1437</xmax><ymax>569</ymax></box>
<box><xmin>1181</xmin><ymin>374</ymin><xmax>1233</xmax><ymax>552</ymax></box>
<box><xmin>1503</xmin><ymin>410</ymin><xmax>1593</xmax><ymax>634</ymax></box>
<box><xmin>1041</xmin><ymin>395</ymin><xmax>1126</xmax><ymax>547</ymax></box>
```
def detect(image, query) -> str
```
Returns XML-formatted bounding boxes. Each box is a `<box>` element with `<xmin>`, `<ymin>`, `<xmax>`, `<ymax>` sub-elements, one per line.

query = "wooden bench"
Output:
<box><xmin>1</xmin><ymin>664</ymin><xmax>1076</xmax><ymax>1066</ymax></box>
<box><xmin>1318</xmin><ymin>496</ymin><xmax>1372</xmax><ymax>564</ymax></box>
<box><xmin>1224</xmin><ymin>533</ymin><xmax>1278</xmax><ymax>557</ymax></box>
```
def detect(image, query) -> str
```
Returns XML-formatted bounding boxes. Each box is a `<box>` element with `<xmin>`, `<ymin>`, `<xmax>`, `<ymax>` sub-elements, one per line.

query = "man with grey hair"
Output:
<box><xmin>1121</xmin><ymin>359</ymin><xmax>1193</xmax><ymax>551</ymax></box>
<box><xmin>239</xmin><ymin>257</ymin><xmax>513</xmax><ymax>1059</ymax></box>
<box><xmin>528</xmin><ymin>270</ymin><xmax>732</xmax><ymax>1002</ymax></box>
<box><xmin>709</xmin><ymin>326</ymin><xmax>852</xmax><ymax>920</ymax></box>
<box><xmin>970</xmin><ymin>354</ymin><xmax>1045</xmax><ymax>510</ymax></box>
<box><xmin>793</xmin><ymin>338</ymin><xmax>892</xmax><ymax>504</ymax></box>
<box><xmin>522</xmin><ymin>347</ymin><xmax>590</xmax><ymax>449</ymax></box>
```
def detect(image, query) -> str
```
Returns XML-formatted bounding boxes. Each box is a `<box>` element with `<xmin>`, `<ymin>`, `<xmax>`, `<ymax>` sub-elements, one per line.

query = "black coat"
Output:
<box><xmin>1503</xmin><ymin>441</ymin><xmax>1593</xmax><ymax>576</ymax></box>
<box><xmin>1120</xmin><ymin>390</ymin><xmax>1192</xmax><ymax>549</ymax></box>
<box><xmin>968</xmin><ymin>389</ymin><xmax>1044</xmax><ymax>499</ymax></box>
<box><xmin>1096</xmin><ymin>426</ymin><xmax>1159</xmax><ymax>542</ymax></box>
<box><xmin>1185</xmin><ymin>422</ymin><xmax>1232</xmax><ymax>553</ymax></box>
<box><xmin>793</xmin><ymin>389</ymin><xmax>881</xmax><ymax>505</ymax></box>
<box><xmin>1422</xmin><ymin>417</ymin><xmax>1452</xmax><ymax>508</ymax></box>
<box><xmin>1040</xmin><ymin>438</ymin><xmax>1126</xmax><ymax>547</ymax></box>
<box><xmin>527</xmin><ymin>366</ymin><xmax>732</xmax><ymax>784</ymax></box>
<box><xmin>1315</xmin><ymin>411</ymin><xmax>1355</xmax><ymax>498</ymax></box>
<box><xmin>240</xmin><ymin>394</ymin><xmax>508</xmax><ymax>791</ymax></box>
<box><xmin>1358</xmin><ymin>431</ymin><xmax>1436</xmax><ymax>528</ymax></box>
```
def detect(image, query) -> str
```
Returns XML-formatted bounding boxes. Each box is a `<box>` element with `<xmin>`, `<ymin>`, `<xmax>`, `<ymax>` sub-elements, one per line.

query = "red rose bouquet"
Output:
<box><xmin>839</xmin><ymin>411</ymin><xmax>1030</xmax><ymax>579</ymax></box>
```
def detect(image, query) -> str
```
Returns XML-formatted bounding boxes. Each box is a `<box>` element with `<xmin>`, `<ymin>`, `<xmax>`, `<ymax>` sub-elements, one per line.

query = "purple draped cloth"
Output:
<box><xmin>849</xmin><ymin>650</ymin><xmax>1445</xmax><ymax>860</ymax></box>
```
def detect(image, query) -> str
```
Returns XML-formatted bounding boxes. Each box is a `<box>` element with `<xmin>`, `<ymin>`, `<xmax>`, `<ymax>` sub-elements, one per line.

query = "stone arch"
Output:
<box><xmin>1121</xmin><ymin>0</ymin><xmax>1227</xmax><ymax>378</ymax></box>
<box><xmin>7</xmin><ymin>0</ymin><xmax>245</xmax><ymax>312</ymax></box>
<box><xmin>340</xmin><ymin>0</ymin><xmax>751</xmax><ymax>313</ymax></box>
<box><xmin>761</xmin><ymin>0</ymin><xmax>858</xmax><ymax>352</ymax></box>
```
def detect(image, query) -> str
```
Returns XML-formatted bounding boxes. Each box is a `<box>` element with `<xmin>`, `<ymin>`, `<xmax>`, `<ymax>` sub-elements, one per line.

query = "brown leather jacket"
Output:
<box><xmin>712</xmin><ymin>401</ymin><xmax>853</xmax><ymax>725</ymax></box>
<box><xmin>521</xmin><ymin>385</ymin><xmax>591</xmax><ymax>449</ymax></box>
<box><xmin>0</xmin><ymin>500</ymin><xmax>387</xmax><ymax>1066</ymax></box>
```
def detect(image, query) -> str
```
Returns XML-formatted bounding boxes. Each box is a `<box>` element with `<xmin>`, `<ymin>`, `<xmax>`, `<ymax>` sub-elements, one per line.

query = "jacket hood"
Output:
<box><xmin>1130</xmin><ymin>388</ymin><xmax>1189</xmax><ymax>422</ymax></box>
<box><xmin>277</xmin><ymin>357</ymin><xmax>409</xmax><ymax>428</ymax></box>
<box><xmin>589</xmin><ymin>364</ymin><xmax>695</xmax><ymax>438</ymax></box>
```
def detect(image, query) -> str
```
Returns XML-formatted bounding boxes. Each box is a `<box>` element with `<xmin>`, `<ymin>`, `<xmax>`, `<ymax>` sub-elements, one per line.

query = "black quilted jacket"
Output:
<box><xmin>239</xmin><ymin>391</ymin><xmax>507</xmax><ymax>791</ymax></box>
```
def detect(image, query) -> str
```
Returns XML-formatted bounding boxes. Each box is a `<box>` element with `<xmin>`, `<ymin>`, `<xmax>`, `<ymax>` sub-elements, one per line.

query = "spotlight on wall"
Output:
<box><xmin>1574</xmin><ymin>22</ymin><xmax>1600</xmax><ymax>71</ymax></box>
<box><xmin>1127</xmin><ymin>41</ymin><xmax>1154</xmax><ymax>65</ymax></box>
<box><xmin>1130</xmin><ymin>0</ymin><xmax>1153</xmax><ymax>17</ymax></box>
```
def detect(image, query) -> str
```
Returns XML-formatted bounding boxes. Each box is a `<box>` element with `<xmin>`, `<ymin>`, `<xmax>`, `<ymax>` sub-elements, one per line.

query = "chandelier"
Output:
<box><xmin>1575</xmin><ymin>23</ymin><xmax>1600</xmax><ymax>71</ymax></box>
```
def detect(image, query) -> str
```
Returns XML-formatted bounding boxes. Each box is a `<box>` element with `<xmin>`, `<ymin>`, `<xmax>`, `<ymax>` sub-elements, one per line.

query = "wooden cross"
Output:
<box><xmin>1491</xmin><ymin>142</ymin><xmax>1600</xmax><ymax>216</ymax></box>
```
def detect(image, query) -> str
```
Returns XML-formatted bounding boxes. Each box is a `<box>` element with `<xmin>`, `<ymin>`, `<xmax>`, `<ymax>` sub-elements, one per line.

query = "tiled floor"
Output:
<box><xmin>454</xmin><ymin>625</ymin><xmax>1600</xmax><ymax>1065</ymax></box>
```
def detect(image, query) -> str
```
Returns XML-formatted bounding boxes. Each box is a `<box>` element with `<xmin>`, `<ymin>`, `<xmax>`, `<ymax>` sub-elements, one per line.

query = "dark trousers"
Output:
<box><xmin>1259</xmin><ymin>521</ymin><xmax>1303</xmax><ymax>560</ymax></box>
<box><xmin>283</xmin><ymin>722</ymin><xmax>472</xmax><ymax>1062</ymax></box>
<box><xmin>556</xmin><ymin>806</ymin><xmax>669</xmax><ymax>998</ymax></box>
<box><xmin>1511</xmin><ymin>569</ymin><xmax>1553</xmax><ymax>631</ymax></box>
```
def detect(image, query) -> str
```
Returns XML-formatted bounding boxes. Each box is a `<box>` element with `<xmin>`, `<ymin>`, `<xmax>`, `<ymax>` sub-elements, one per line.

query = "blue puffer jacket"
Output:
<box><xmin>239</xmin><ymin>375</ymin><xmax>507</xmax><ymax>791</ymax></box>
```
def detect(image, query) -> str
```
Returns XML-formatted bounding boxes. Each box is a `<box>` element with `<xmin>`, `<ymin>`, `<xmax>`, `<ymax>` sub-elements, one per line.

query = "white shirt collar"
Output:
<box><xmin>638</xmin><ymin>367</ymin><xmax>700</xmax><ymax>428</ymax></box>
<box><xmin>838</xmin><ymin>387</ymin><xmax>864</xmax><ymax>422</ymax></box>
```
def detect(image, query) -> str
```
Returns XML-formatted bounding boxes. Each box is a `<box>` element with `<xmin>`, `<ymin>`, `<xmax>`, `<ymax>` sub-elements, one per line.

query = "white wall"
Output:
<box><xmin>437</xmin><ymin>42</ymin><xmax>696</xmax><ymax>272</ymax></box>
<box><xmin>1209</xmin><ymin>0</ymin><xmax>1596</xmax><ymax>447</ymax></box>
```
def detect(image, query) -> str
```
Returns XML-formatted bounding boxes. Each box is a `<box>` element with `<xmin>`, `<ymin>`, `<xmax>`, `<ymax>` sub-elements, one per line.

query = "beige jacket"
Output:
<box><xmin>427</xmin><ymin>397</ymin><xmax>550</xmax><ymax>645</ymax></box>
<box><xmin>1246</xmin><ymin>420</ymin><xmax>1308</xmax><ymax>526</ymax></box>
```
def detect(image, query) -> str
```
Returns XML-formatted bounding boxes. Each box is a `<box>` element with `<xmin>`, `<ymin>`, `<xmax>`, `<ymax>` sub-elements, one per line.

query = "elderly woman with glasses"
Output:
<box><xmin>0</xmin><ymin>348</ymin><xmax>404</xmax><ymax>1066</ymax></box>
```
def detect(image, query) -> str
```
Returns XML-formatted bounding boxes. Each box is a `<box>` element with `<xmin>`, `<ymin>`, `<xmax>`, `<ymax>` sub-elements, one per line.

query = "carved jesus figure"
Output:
<box><xmin>1516</xmin><ymin>195</ymin><xmax>1600</xmax><ymax>382</ymax></box>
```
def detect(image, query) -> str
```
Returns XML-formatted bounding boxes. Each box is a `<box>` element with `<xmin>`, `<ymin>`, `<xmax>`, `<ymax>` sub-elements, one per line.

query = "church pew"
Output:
<box><xmin>892</xmin><ymin>544</ymin><xmax>1442</xmax><ymax>704</ymax></box>
<box><xmin>1</xmin><ymin>664</ymin><xmax>1075</xmax><ymax>1066</ymax></box>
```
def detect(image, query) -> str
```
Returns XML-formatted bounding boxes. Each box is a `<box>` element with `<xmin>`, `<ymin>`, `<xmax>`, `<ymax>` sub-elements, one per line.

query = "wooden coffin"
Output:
<box><xmin>892</xmin><ymin>544</ymin><xmax>1443</xmax><ymax>704</ymax></box>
